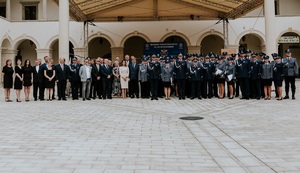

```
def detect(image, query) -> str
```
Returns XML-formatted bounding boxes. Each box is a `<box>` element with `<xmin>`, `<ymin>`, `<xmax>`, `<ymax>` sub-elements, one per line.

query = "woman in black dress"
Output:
<box><xmin>23</xmin><ymin>59</ymin><xmax>33</xmax><ymax>102</ymax></box>
<box><xmin>44</xmin><ymin>58</ymin><xmax>56</xmax><ymax>101</ymax></box>
<box><xmin>1</xmin><ymin>59</ymin><xmax>14</xmax><ymax>102</ymax></box>
<box><xmin>273</xmin><ymin>56</ymin><xmax>284</xmax><ymax>100</ymax></box>
<box><xmin>14</xmin><ymin>59</ymin><xmax>23</xmax><ymax>102</ymax></box>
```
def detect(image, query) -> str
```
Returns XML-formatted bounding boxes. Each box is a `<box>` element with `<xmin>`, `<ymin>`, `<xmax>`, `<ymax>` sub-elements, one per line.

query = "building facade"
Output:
<box><xmin>0</xmin><ymin>0</ymin><xmax>300</xmax><ymax>77</ymax></box>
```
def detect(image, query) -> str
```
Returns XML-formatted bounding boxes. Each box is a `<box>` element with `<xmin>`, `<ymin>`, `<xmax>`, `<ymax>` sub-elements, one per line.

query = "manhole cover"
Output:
<box><xmin>179</xmin><ymin>116</ymin><xmax>204</xmax><ymax>121</ymax></box>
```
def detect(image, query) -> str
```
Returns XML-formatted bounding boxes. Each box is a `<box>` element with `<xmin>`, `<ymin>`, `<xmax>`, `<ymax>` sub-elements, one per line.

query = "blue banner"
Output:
<box><xmin>144</xmin><ymin>42</ymin><xmax>185</xmax><ymax>56</ymax></box>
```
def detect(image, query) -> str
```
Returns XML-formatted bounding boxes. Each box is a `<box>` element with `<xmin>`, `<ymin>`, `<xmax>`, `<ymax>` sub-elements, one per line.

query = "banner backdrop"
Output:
<box><xmin>144</xmin><ymin>42</ymin><xmax>185</xmax><ymax>56</ymax></box>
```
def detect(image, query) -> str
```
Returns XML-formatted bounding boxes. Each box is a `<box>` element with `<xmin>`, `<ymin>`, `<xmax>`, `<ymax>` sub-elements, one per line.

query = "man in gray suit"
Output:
<box><xmin>79</xmin><ymin>59</ymin><xmax>92</xmax><ymax>101</ymax></box>
<box><xmin>282</xmin><ymin>49</ymin><xmax>299</xmax><ymax>99</ymax></box>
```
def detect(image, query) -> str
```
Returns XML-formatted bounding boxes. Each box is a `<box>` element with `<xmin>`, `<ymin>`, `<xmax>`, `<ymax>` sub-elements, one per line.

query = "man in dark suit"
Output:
<box><xmin>101</xmin><ymin>59</ymin><xmax>113</xmax><ymax>99</ymax></box>
<box><xmin>174</xmin><ymin>53</ymin><xmax>187</xmax><ymax>100</ymax></box>
<box><xmin>129</xmin><ymin>57</ymin><xmax>140</xmax><ymax>98</ymax></box>
<box><xmin>91</xmin><ymin>58</ymin><xmax>102</xmax><ymax>99</ymax></box>
<box><xmin>70</xmin><ymin>57</ymin><xmax>81</xmax><ymax>100</ymax></box>
<box><xmin>32</xmin><ymin>59</ymin><xmax>42</xmax><ymax>101</ymax></box>
<box><xmin>148</xmin><ymin>54</ymin><xmax>161</xmax><ymax>100</ymax></box>
<box><xmin>56</xmin><ymin>58</ymin><xmax>70</xmax><ymax>100</ymax></box>
<box><xmin>39</xmin><ymin>56</ymin><xmax>50</xmax><ymax>100</ymax></box>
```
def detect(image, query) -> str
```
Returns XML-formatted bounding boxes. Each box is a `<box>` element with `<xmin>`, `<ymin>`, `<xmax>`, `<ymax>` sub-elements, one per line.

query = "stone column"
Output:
<box><xmin>187</xmin><ymin>46</ymin><xmax>201</xmax><ymax>54</ymax></box>
<box><xmin>111</xmin><ymin>47</ymin><xmax>124</xmax><ymax>62</ymax></box>
<box><xmin>36</xmin><ymin>49</ymin><xmax>52</xmax><ymax>63</ymax></box>
<box><xmin>59</xmin><ymin>0</ymin><xmax>69</xmax><ymax>64</ymax></box>
<box><xmin>6</xmin><ymin>0</ymin><xmax>10</xmax><ymax>20</ymax></box>
<box><xmin>264</xmin><ymin>0</ymin><xmax>277</xmax><ymax>57</ymax></box>
<box><xmin>42</xmin><ymin>0</ymin><xmax>47</xmax><ymax>20</ymax></box>
<box><xmin>73</xmin><ymin>48</ymin><xmax>86</xmax><ymax>64</ymax></box>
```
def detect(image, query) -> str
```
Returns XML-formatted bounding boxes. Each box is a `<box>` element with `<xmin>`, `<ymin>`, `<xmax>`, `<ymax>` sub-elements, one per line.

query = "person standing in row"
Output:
<box><xmin>70</xmin><ymin>57</ymin><xmax>81</xmax><ymax>100</ymax></box>
<box><xmin>261</xmin><ymin>55</ymin><xmax>273</xmax><ymax>100</ymax></box>
<box><xmin>225</xmin><ymin>57</ymin><xmax>236</xmax><ymax>99</ymax></box>
<box><xmin>161</xmin><ymin>58</ymin><xmax>173</xmax><ymax>100</ymax></box>
<box><xmin>23</xmin><ymin>59</ymin><xmax>33</xmax><ymax>102</ymax></box>
<box><xmin>129</xmin><ymin>57</ymin><xmax>139</xmax><ymax>98</ymax></box>
<box><xmin>189</xmin><ymin>59</ymin><xmax>202</xmax><ymax>100</ymax></box>
<box><xmin>139</xmin><ymin>56</ymin><xmax>150</xmax><ymax>99</ymax></box>
<box><xmin>79</xmin><ymin>59</ymin><xmax>92</xmax><ymax>101</ymax></box>
<box><xmin>2</xmin><ymin>59</ymin><xmax>14</xmax><ymax>102</ymax></box>
<box><xmin>148</xmin><ymin>55</ymin><xmax>161</xmax><ymax>100</ymax></box>
<box><xmin>119</xmin><ymin>60</ymin><xmax>129</xmax><ymax>99</ymax></box>
<box><xmin>33</xmin><ymin>59</ymin><xmax>42</xmax><ymax>101</ymax></box>
<box><xmin>44</xmin><ymin>58</ymin><xmax>56</xmax><ymax>101</ymax></box>
<box><xmin>174</xmin><ymin>53</ymin><xmax>187</xmax><ymax>100</ymax></box>
<box><xmin>282</xmin><ymin>49</ymin><xmax>298</xmax><ymax>99</ymax></box>
<box><xmin>215</xmin><ymin>56</ymin><xmax>226</xmax><ymax>99</ymax></box>
<box><xmin>92</xmin><ymin>58</ymin><xmax>102</xmax><ymax>99</ymax></box>
<box><xmin>273</xmin><ymin>56</ymin><xmax>284</xmax><ymax>100</ymax></box>
<box><xmin>202</xmin><ymin>55</ymin><xmax>214</xmax><ymax>99</ymax></box>
<box><xmin>112</xmin><ymin>61</ymin><xmax>121</xmax><ymax>98</ymax></box>
<box><xmin>101</xmin><ymin>59</ymin><xmax>113</xmax><ymax>99</ymax></box>
<box><xmin>56</xmin><ymin>58</ymin><xmax>70</xmax><ymax>101</ymax></box>
<box><xmin>250</xmin><ymin>53</ymin><xmax>262</xmax><ymax>100</ymax></box>
<box><xmin>14</xmin><ymin>59</ymin><xmax>23</xmax><ymax>102</ymax></box>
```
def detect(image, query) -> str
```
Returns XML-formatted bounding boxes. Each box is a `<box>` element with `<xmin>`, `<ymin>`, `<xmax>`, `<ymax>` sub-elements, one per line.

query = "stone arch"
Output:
<box><xmin>235</xmin><ymin>30</ymin><xmax>265</xmax><ymax>46</ymax></box>
<box><xmin>1</xmin><ymin>35</ymin><xmax>13</xmax><ymax>49</ymax></box>
<box><xmin>160</xmin><ymin>31</ymin><xmax>191</xmax><ymax>46</ymax></box>
<box><xmin>276</xmin><ymin>29</ymin><xmax>300</xmax><ymax>43</ymax></box>
<box><xmin>196</xmin><ymin>31</ymin><xmax>224</xmax><ymax>46</ymax></box>
<box><xmin>46</xmin><ymin>35</ymin><xmax>79</xmax><ymax>49</ymax></box>
<box><xmin>120</xmin><ymin>31</ymin><xmax>151</xmax><ymax>47</ymax></box>
<box><xmin>89</xmin><ymin>33</ymin><xmax>115</xmax><ymax>47</ymax></box>
<box><xmin>13</xmin><ymin>35</ymin><xmax>40</xmax><ymax>50</ymax></box>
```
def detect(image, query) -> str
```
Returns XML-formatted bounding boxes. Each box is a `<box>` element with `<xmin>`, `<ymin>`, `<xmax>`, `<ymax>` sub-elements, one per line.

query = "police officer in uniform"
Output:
<box><xmin>282</xmin><ymin>49</ymin><xmax>299</xmax><ymax>99</ymax></box>
<box><xmin>139</xmin><ymin>56</ymin><xmax>150</xmax><ymax>99</ymax></box>
<box><xmin>236</xmin><ymin>51</ymin><xmax>251</xmax><ymax>99</ymax></box>
<box><xmin>190</xmin><ymin>59</ymin><xmax>202</xmax><ymax>100</ymax></box>
<box><xmin>250</xmin><ymin>53</ymin><xmax>262</xmax><ymax>99</ymax></box>
<box><xmin>174</xmin><ymin>53</ymin><xmax>187</xmax><ymax>100</ymax></box>
<box><xmin>70</xmin><ymin>57</ymin><xmax>81</xmax><ymax>100</ymax></box>
<box><xmin>202</xmin><ymin>55</ymin><xmax>214</xmax><ymax>99</ymax></box>
<box><xmin>148</xmin><ymin>54</ymin><xmax>161</xmax><ymax>100</ymax></box>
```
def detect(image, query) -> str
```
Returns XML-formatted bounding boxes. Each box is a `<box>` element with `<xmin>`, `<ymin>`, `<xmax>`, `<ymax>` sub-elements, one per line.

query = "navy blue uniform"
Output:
<box><xmin>148</xmin><ymin>61</ymin><xmax>161</xmax><ymax>100</ymax></box>
<box><xmin>174</xmin><ymin>60</ymin><xmax>187</xmax><ymax>99</ymax></box>
<box><xmin>202</xmin><ymin>61</ymin><xmax>214</xmax><ymax>98</ymax></box>
<box><xmin>70</xmin><ymin>63</ymin><xmax>81</xmax><ymax>99</ymax></box>
<box><xmin>190</xmin><ymin>64</ymin><xmax>202</xmax><ymax>99</ymax></box>
<box><xmin>250</xmin><ymin>60</ymin><xmax>262</xmax><ymax>99</ymax></box>
<box><xmin>237</xmin><ymin>58</ymin><xmax>251</xmax><ymax>99</ymax></box>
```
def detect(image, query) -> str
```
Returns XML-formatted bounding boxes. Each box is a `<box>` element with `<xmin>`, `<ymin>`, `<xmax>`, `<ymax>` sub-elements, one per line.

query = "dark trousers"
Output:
<box><xmin>93</xmin><ymin>79</ymin><xmax>101</xmax><ymax>98</ymax></box>
<box><xmin>240</xmin><ymin>77</ymin><xmax>250</xmax><ymax>98</ymax></box>
<box><xmin>285</xmin><ymin>76</ymin><xmax>296</xmax><ymax>95</ymax></box>
<box><xmin>213</xmin><ymin>79</ymin><xmax>218</xmax><ymax>97</ymax></box>
<box><xmin>71</xmin><ymin>81</ymin><xmax>80</xmax><ymax>99</ymax></box>
<box><xmin>203</xmin><ymin>80</ymin><xmax>212</xmax><ymax>98</ymax></box>
<box><xmin>251</xmin><ymin>79</ymin><xmax>261</xmax><ymax>98</ymax></box>
<box><xmin>177</xmin><ymin>79</ymin><xmax>186</xmax><ymax>98</ymax></box>
<box><xmin>235</xmin><ymin>79</ymin><xmax>240</xmax><ymax>97</ymax></box>
<box><xmin>102</xmin><ymin>80</ymin><xmax>112</xmax><ymax>99</ymax></box>
<box><xmin>129</xmin><ymin>79</ymin><xmax>139</xmax><ymax>98</ymax></box>
<box><xmin>150</xmin><ymin>79</ymin><xmax>158</xmax><ymax>99</ymax></box>
<box><xmin>39</xmin><ymin>81</ymin><xmax>45</xmax><ymax>100</ymax></box>
<box><xmin>186</xmin><ymin>80</ymin><xmax>191</xmax><ymax>97</ymax></box>
<box><xmin>33</xmin><ymin>82</ymin><xmax>40</xmax><ymax>100</ymax></box>
<box><xmin>158</xmin><ymin>79</ymin><xmax>164</xmax><ymax>97</ymax></box>
<box><xmin>191</xmin><ymin>81</ymin><xmax>201</xmax><ymax>98</ymax></box>
<box><xmin>57</xmin><ymin>80</ymin><xmax>67</xmax><ymax>99</ymax></box>
<box><xmin>140</xmin><ymin>81</ymin><xmax>150</xmax><ymax>98</ymax></box>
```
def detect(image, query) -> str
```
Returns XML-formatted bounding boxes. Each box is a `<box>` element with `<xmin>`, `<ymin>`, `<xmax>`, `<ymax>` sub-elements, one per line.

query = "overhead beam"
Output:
<box><xmin>226</xmin><ymin>0</ymin><xmax>264</xmax><ymax>19</ymax></box>
<box><xmin>53</xmin><ymin>0</ymin><xmax>87</xmax><ymax>21</ymax></box>
<box><xmin>224</xmin><ymin>0</ymin><xmax>243</xmax><ymax>5</ymax></box>
<box><xmin>189</xmin><ymin>0</ymin><xmax>234</xmax><ymax>12</ymax></box>
<box><xmin>88</xmin><ymin>0</ymin><xmax>145</xmax><ymax>18</ymax></box>
<box><xmin>167</xmin><ymin>0</ymin><xmax>222</xmax><ymax>15</ymax></box>
<box><xmin>153</xmin><ymin>0</ymin><xmax>158</xmax><ymax>19</ymax></box>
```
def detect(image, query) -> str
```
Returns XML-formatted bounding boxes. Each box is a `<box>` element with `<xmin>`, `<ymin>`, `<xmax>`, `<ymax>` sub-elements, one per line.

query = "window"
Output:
<box><xmin>0</xmin><ymin>6</ymin><xmax>6</xmax><ymax>18</ymax></box>
<box><xmin>275</xmin><ymin>0</ymin><xmax>279</xmax><ymax>15</ymax></box>
<box><xmin>24</xmin><ymin>5</ymin><xmax>37</xmax><ymax>20</ymax></box>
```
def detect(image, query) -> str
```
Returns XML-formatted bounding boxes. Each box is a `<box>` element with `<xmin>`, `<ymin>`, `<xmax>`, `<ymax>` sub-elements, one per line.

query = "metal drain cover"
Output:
<box><xmin>180</xmin><ymin>116</ymin><xmax>204</xmax><ymax>121</ymax></box>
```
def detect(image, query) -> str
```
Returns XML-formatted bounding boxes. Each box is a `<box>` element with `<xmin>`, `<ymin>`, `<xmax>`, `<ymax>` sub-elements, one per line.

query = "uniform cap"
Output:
<box><xmin>271</xmin><ymin>53</ymin><xmax>278</xmax><ymax>58</ymax></box>
<box><xmin>222</xmin><ymin>52</ymin><xmax>228</xmax><ymax>56</ymax></box>
<box><xmin>263</xmin><ymin>55</ymin><xmax>270</xmax><ymax>59</ymax></box>
<box><xmin>285</xmin><ymin>49</ymin><xmax>292</xmax><ymax>53</ymax></box>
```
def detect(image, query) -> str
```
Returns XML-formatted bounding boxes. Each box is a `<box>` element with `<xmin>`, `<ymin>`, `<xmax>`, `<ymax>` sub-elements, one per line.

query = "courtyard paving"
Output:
<box><xmin>0</xmin><ymin>81</ymin><xmax>300</xmax><ymax>173</ymax></box>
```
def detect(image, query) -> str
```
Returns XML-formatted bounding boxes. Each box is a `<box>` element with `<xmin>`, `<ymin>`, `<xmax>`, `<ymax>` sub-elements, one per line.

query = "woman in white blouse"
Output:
<box><xmin>119</xmin><ymin>60</ymin><xmax>129</xmax><ymax>98</ymax></box>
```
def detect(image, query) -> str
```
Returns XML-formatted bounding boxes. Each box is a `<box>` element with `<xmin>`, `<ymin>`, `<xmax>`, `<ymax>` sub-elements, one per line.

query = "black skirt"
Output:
<box><xmin>163</xmin><ymin>82</ymin><xmax>171</xmax><ymax>88</ymax></box>
<box><xmin>263</xmin><ymin>79</ymin><xmax>272</xmax><ymax>86</ymax></box>
<box><xmin>274</xmin><ymin>80</ymin><xmax>283</xmax><ymax>87</ymax></box>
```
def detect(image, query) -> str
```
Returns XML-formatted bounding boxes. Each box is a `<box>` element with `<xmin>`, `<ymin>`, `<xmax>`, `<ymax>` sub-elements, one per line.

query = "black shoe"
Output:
<box><xmin>108</xmin><ymin>97</ymin><xmax>112</xmax><ymax>99</ymax></box>
<box><xmin>292</xmin><ymin>95</ymin><xmax>295</xmax><ymax>100</ymax></box>
<box><xmin>151</xmin><ymin>98</ymin><xmax>154</xmax><ymax>100</ymax></box>
<box><xmin>83</xmin><ymin>98</ymin><xmax>85</xmax><ymax>101</ymax></box>
<box><xmin>283</xmin><ymin>95</ymin><xmax>289</xmax><ymax>99</ymax></box>
<box><xmin>40</xmin><ymin>99</ymin><xmax>45</xmax><ymax>101</ymax></box>
<box><xmin>103</xmin><ymin>98</ymin><xmax>106</xmax><ymax>100</ymax></box>
<box><xmin>190</xmin><ymin>97</ymin><xmax>194</xmax><ymax>100</ymax></box>
<box><xmin>179</xmin><ymin>97</ymin><xmax>182</xmax><ymax>100</ymax></box>
<box><xmin>86</xmin><ymin>98</ymin><xmax>91</xmax><ymax>100</ymax></box>
<box><xmin>198</xmin><ymin>97</ymin><xmax>202</xmax><ymax>100</ymax></box>
<box><xmin>240</xmin><ymin>97</ymin><xmax>245</xmax><ymax>100</ymax></box>
<box><xmin>131</xmin><ymin>96</ymin><xmax>134</xmax><ymax>99</ymax></box>
<box><xmin>155</xmin><ymin>98</ymin><xmax>158</xmax><ymax>100</ymax></box>
<box><xmin>58</xmin><ymin>98</ymin><xmax>61</xmax><ymax>100</ymax></box>
<box><xmin>93</xmin><ymin>97</ymin><xmax>96</xmax><ymax>100</ymax></box>
<box><xmin>34</xmin><ymin>99</ymin><xmax>37</xmax><ymax>101</ymax></box>
<box><xmin>256</xmin><ymin>97</ymin><xmax>260</xmax><ymax>100</ymax></box>
<box><xmin>182</xmin><ymin>97</ymin><xmax>185</xmax><ymax>100</ymax></box>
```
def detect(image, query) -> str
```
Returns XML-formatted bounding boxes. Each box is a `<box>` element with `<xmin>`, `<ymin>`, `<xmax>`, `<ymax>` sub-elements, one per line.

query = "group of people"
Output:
<box><xmin>1</xmin><ymin>49</ymin><xmax>298</xmax><ymax>102</ymax></box>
